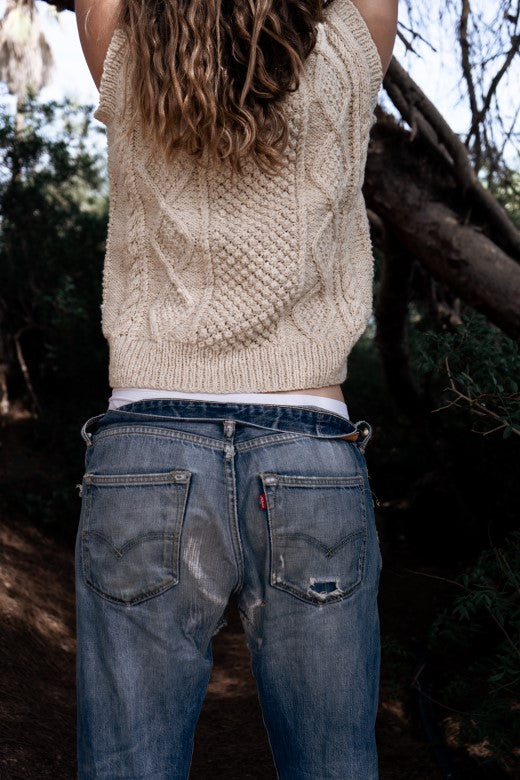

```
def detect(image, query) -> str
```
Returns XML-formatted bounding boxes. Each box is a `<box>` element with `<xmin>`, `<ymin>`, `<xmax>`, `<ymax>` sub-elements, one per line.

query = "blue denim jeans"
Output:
<box><xmin>75</xmin><ymin>400</ymin><xmax>382</xmax><ymax>779</ymax></box>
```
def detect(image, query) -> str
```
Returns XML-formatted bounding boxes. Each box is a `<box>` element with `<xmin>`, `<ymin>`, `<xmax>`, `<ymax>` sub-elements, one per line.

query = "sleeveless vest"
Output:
<box><xmin>94</xmin><ymin>0</ymin><xmax>383</xmax><ymax>392</ymax></box>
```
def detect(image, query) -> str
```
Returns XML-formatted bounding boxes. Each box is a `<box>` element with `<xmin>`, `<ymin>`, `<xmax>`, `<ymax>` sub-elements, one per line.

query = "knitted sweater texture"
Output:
<box><xmin>94</xmin><ymin>0</ymin><xmax>383</xmax><ymax>392</ymax></box>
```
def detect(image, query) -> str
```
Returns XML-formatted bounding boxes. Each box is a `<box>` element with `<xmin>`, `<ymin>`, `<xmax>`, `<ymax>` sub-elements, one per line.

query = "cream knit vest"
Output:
<box><xmin>94</xmin><ymin>0</ymin><xmax>383</xmax><ymax>392</ymax></box>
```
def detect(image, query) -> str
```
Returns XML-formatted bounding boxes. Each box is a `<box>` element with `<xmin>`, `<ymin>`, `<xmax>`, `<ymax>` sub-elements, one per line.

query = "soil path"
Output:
<box><xmin>0</xmin><ymin>513</ymin><xmax>445</xmax><ymax>779</ymax></box>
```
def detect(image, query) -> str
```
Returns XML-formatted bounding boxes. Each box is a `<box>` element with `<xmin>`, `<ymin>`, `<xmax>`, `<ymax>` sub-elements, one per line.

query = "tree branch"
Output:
<box><xmin>382</xmin><ymin>56</ymin><xmax>520</xmax><ymax>261</ymax></box>
<box><xmin>374</xmin><ymin>228</ymin><xmax>428</xmax><ymax>422</ymax></box>
<box><xmin>41</xmin><ymin>0</ymin><xmax>74</xmax><ymax>10</ymax></box>
<box><xmin>465</xmin><ymin>34</ymin><xmax>520</xmax><ymax>147</ymax></box>
<box><xmin>364</xmin><ymin>115</ymin><xmax>520</xmax><ymax>340</ymax></box>
<box><xmin>14</xmin><ymin>329</ymin><xmax>41</xmax><ymax>417</ymax></box>
<box><xmin>458</xmin><ymin>0</ymin><xmax>480</xmax><ymax>159</ymax></box>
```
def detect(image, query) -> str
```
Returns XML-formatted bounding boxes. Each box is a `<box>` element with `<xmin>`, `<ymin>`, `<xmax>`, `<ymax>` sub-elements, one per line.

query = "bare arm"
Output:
<box><xmin>75</xmin><ymin>0</ymin><xmax>121</xmax><ymax>90</ymax></box>
<box><xmin>350</xmin><ymin>0</ymin><xmax>399</xmax><ymax>77</ymax></box>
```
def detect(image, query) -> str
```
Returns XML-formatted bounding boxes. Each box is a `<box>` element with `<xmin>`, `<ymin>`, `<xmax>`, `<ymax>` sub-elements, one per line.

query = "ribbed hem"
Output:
<box><xmin>332</xmin><ymin>0</ymin><xmax>383</xmax><ymax>105</ymax></box>
<box><xmin>108</xmin><ymin>336</ymin><xmax>353</xmax><ymax>393</ymax></box>
<box><xmin>93</xmin><ymin>28</ymin><xmax>126</xmax><ymax>127</ymax></box>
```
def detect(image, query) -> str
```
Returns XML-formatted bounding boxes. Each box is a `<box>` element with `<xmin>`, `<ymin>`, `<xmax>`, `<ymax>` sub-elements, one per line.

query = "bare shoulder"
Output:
<box><xmin>348</xmin><ymin>0</ymin><xmax>398</xmax><ymax>77</ymax></box>
<box><xmin>75</xmin><ymin>0</ymin><xmax>122</xmax><ymax>90</ymax></box>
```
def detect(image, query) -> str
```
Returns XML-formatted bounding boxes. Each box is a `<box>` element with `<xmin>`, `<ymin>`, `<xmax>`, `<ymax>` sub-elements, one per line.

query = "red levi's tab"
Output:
<box><xmin>259</xmin><ymin>493</ymin><xmax>268</xmax><ymax>510</ymax></box>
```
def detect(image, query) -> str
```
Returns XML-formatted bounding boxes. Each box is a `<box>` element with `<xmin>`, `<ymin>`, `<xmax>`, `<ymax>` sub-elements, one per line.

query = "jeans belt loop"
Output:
<box><xmin>81</xmin><ymin>413</ymin><xmax>106</xmax><ymax>447</ymax></box>
<box><xmin>355</xmin><ymin>420</ymin><xmax>373</xmax><ymax>454</ymax></box>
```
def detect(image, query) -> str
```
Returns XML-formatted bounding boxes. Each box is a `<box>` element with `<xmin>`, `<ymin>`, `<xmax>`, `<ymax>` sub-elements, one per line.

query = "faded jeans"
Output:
<box><xmin>75</xmin><ymin>400</ymin><xmax>382</xmax><ymax>779</ymax></box>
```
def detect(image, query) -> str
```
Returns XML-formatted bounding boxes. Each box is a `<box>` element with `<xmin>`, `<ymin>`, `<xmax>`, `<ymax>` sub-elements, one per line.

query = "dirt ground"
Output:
<box><xmin>2</xmin><ymin>504</ymin><xmax>510</xmax><ymax>780</ymax></box>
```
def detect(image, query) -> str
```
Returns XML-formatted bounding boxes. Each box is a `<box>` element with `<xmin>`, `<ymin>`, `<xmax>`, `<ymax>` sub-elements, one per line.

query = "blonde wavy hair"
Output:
<box><xmin>117</xmin><ymin>0</ymin><xmax>330</xmax><ymax>174</ymax></box>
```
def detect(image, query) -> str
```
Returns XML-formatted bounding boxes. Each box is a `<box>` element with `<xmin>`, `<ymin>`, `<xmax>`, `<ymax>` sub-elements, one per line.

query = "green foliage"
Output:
<box><xmin>484</xmin><ymin>166</ymin><xmax>520</xmax><ymax>230</ymax></box>
<box><xmin>409</xmin><ymin>308</ymin><xmax>520</xmax><ymax>438</ymax></box>
<box><xmin>0</xmin><ymin>95</ymin><xmax>109</xmax><ymax>400</ymax></box>
<box><xmin>0</xmin><ymin>96</ymin><xmax>110</xmax><ymax>538</ymax></box>
<box><xmin>427</xmin><ymin>529</ymin><xmax>520</xmax><ymax>769</ymax></box>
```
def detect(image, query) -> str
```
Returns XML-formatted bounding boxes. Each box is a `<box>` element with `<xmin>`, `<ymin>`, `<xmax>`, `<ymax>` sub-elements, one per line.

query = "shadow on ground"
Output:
<box><xmin>0</xmin><ymin>513</ymin><xmax>448</xmax><ymax>780</ymax></box>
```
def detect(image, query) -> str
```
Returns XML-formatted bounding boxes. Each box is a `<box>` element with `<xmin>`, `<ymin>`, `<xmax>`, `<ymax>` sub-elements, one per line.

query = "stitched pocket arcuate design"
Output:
<box><xmin>260</xmin><ymin>472</ymin><xmax>368</xmax><ymax>606</ymax></box>
<box><xmin>80</xmin><ymin>470</ymin><xmax>191</xmax><ymax>605</ymax></box>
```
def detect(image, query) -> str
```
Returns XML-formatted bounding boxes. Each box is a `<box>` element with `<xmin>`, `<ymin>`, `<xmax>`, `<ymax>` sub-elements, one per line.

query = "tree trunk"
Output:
<box><xmin>364</xmin><ymin>115</ymin><xmax>520</xmax><ymax>341</ymax></box>
<box><xmin>382</xmin><ymin>58</ymin><xmax>520</xmax><ymax>262</ymax></box>
<box><xmin>374</xmin><ymin>229</ymin><xmax>427</xmax><ymax>422</ymax></box>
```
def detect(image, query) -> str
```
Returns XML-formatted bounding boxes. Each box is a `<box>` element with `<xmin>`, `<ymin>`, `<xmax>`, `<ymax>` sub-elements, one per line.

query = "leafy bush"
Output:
<box><xmin>0</xmin><ymin>96</ymin><xmax>110</xmax><ymax>539</ymax></box>
<box><xmin>0</xmin><ymin>95</ymin><xmax>109</xmax><ymax>408</ymax></box>
<box><xmin>409</xmin><ymin>308</ymin><xmax>520</xmax><ymax>439</ymax></box>
<box><xmin>427</xmin><ymin>529</ymin><xmax>520</xmax><ymax>771</ymax></box>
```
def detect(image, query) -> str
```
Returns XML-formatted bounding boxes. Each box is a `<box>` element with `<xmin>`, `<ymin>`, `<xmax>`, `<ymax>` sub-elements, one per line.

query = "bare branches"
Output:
<box><xmin>460</xmin><ymin>0</ymin><xmax>520</xmax><ymax>165</ymax></box>
<box><xmin>431</xmin><ymin>356</ymin><xmax>520</xmax><ymax>438</ymax></box>
<box><xmin>396</xmin><ymin>19</ymin><xmax>438</xmax><ymax>56</ymax></box>
<box><xmin>458</xmin><ymin>0</ymin><xmax>480</xmax><ymax>157</ymax></box>
<box><xmin>466</xmin><ymin>37</ymin><xmax>520</xmax><ymax>146</ymax></box>
<box><xmin>398</xmin><ymin>0</ymin><xmax>519</xmax><ymax>188</ymax></box>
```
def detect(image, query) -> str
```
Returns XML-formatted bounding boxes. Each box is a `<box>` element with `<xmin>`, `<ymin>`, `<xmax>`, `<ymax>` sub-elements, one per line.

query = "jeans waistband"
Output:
<box><xmin>80</xmin><ymin>399</ymin><xmax>374</xmax><ymax>453</ymax></box>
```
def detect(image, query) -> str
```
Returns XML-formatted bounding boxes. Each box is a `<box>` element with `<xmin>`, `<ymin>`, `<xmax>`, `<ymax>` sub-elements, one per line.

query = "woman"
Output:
<box><xmin>74</xmin><ymin>1</ymin><xmax>398</xmax><ymax>777</ymax></box>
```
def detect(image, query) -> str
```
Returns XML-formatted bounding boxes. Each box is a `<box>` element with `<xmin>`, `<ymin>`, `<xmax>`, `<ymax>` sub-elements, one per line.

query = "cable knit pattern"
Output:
<box><xmin>93</xmin><ymin>0</ymin><xmax>383</xmax><ymax>392</ymax></box>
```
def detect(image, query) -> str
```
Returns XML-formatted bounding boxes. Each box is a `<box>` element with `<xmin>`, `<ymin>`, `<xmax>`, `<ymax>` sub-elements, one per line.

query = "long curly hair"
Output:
<box><xmin>116</xmin><ymin>0</ymin><xmax>332</xmax><ymax>174</ymax></box>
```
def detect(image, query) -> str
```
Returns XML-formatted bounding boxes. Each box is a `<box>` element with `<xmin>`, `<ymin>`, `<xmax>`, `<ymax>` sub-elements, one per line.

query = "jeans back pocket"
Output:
<box><xmin>260</xmin><ymin>472</ymin><xmax>368</xmax><ymax>606</ymax></box>
<box><xmin>80</xmin><ymin>470</ymin><xmax>191</xmax><ymax>605</ymax></box>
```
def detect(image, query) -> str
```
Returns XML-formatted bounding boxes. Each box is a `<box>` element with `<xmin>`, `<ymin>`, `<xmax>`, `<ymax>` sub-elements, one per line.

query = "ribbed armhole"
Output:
<box><xmin>93</xmin><ymin>28</ymin><xmax>127</xmax><ymax>127</ymax></box>
<box><xmin>328</xmin><ymin>0</ymin><xmax>383</xmax><ymax>105</ymax></box>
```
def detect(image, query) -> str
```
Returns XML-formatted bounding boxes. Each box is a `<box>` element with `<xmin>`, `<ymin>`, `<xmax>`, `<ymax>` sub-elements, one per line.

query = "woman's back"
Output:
<box><xmin>76</xmin><ymin>0</ymin><xmax>386</xmax><ymax>394</ymax></box>
<box><xmin>73</xmin><ymin>3</ymin><xmax>398</xmax><ymax>777</ymax></box>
